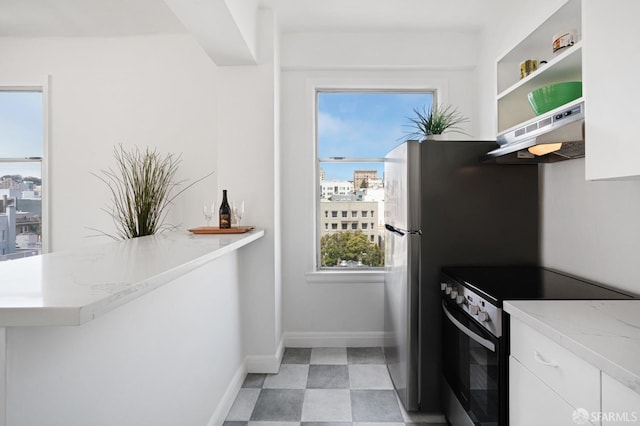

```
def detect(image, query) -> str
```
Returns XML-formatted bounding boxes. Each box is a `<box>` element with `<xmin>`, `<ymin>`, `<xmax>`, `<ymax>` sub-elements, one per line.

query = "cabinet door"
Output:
<box><xmin>510</xmin><ymin>317</ymin><xmax>600</xmax><ymax>414</ymax></box>
<box><xmin>584</xmin><ymin>0</ymin><xmax>640</xmax><ymax>180</ymax></box>
<box><xmin>509</xmin><ymin>356</ymin><xmax>592</xmax><ymax>426</ymax></box>
<box><xmin>601</xmin><ymin>373</ymin><xmax>640</xmax><ymax>425</ymax></box>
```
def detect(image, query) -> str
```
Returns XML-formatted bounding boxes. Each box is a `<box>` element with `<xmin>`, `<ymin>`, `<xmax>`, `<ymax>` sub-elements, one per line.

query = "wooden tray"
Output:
<box><xmin>188</xmin><ymin>226</ymin><xmax>255</xmax><ymax>234</ymax></box>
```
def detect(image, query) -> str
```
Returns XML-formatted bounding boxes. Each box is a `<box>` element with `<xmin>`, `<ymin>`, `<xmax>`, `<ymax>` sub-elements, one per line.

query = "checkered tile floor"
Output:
<box><xmin>223</xmin><ymin>347</ymin><xmax>447</xmax><ymax>425</ymax></box>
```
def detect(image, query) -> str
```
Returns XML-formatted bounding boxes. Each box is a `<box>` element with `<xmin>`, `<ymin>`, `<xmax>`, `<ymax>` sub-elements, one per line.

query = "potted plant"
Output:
<box><xmin>404</xmin><ymin>104</ymin><xmax>469</xmax><ymax>141</ymax></box>
<box><xmin>91</xmin><ymin>144</ymin><xmax>212</xmax><ymax>240</ymax></box>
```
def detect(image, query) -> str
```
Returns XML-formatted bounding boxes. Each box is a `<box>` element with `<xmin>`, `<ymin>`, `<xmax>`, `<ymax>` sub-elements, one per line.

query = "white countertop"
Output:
<box><xmin>0</xmin><ymin>229</ymin><xmax>264</xmax><ymax>327</ymax></box>
<box><xmin>505</xmin><ymin>300</ymin><xmax>640</xmax><ymax>393</ymax></box>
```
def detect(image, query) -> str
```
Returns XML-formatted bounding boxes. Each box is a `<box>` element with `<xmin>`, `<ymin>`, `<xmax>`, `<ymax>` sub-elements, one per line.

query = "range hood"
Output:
<box><xmin>483</xmin><ymin>99</ymin><xmax>584</xmax><ymax>164</ymax></box>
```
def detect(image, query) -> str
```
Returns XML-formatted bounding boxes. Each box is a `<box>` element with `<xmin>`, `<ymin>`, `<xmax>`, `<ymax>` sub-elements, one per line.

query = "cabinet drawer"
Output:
<box><xmin>510</xmin><ymin>317</ymin><xmax>600</xmax><ymax>414</ymax></box>
<box><xmin>510</xmin><ymin>356</ymin><xmax>595</xmax><ymax>426</ymax></box>
<box><xmin>601</xmin><ymin>373</ymin><xmax>640</xmax><ymax>425</ymax></box>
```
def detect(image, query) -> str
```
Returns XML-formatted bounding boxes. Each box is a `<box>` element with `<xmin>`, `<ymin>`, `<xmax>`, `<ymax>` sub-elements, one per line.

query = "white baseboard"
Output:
<box><xmin>283</xmin><ymin>331</ymin><xmax>385</xmax><ymax>348</ymax></box>
<box><xmin>206</xmin><ymin>338</ymin><xmax>285</xmax><ymax>426</ymax></box>
<box><xmin>207</xmin><ymin>361</ymin><xmax>247</xmax><ymax>426</ymax></box>
<box><xmin>245</xmin><ymin>336</ymin><xmax>285</xmax><ymax>374</ymax></box>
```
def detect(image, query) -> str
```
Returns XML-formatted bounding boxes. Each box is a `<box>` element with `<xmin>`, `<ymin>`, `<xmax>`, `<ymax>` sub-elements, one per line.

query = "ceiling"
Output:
<box><xmin>260</xmin><ymin>0</ymin><xmax>504</xmax><ymax>33</ymax></box>
<box><xmin>0</xmin><ymin>0</ymin><xmax>186</xmax><ymax>37</ymax></box>
<box><xmin>0</xmin><ymin>0</ymin><xmax>504</xmax><ymax>37</ymax></box>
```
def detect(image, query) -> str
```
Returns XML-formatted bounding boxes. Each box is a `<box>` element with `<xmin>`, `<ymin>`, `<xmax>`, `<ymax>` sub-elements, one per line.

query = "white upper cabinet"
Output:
<box><xmin>496</xmin><ymin>0</ymin><xmax>582</xmax><ymax>134</ymax></box>
<box><xmin>583</xmin><ymin>0</ymin><xmax>640</xmax><ymax>180</ymax></box>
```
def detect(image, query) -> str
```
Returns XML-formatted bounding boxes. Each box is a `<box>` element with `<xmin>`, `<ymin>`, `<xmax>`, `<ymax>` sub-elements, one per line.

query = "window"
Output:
<box><xmin>325</xmin><ymin>223</ymin><xmax>328</xmax><ymax>230</ymax></box>
<box><xmin>0</xmin><ymin>87</ymin><xmax>46</xmax><ymax>262</ymax></box>
<box><xmin>317</xmin><ymin>91</ymin><xmax>433</xmax><ymax>269</ymax></box>
<box><xmin>331</xmin><ymin>223</ymin><xmax>338</xmax><ymax>230</ymax></box>
<box><xmin>324</xmin><ymin>211</ymin><xmax>328</xmax><ymax>218</ymax></box>
<box><xmin>331</xmin><ymin>211</ymin><xmax>338</xmax><ymax>218</ymax></box>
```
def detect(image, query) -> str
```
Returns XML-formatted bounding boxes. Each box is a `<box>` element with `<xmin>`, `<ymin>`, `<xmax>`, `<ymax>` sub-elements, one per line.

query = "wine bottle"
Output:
<box><xmin>219</xmin><ymin>190</ymin><xmax>231</xmax><ymax>229</ymax></box>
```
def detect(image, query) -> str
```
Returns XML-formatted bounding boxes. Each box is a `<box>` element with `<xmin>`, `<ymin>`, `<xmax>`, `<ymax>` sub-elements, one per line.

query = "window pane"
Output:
<box><xmin>319</xmin><ymin>161</ymin><xmax>384</xmax><ymax>268</ymax></box>
<box><xmin>317</xmin><ymin>92</ymin><xmax>433</xmax><ymax>158</ymax></box>
<box><xmin>0</xmin><ymin>91</ymin><xmax>43</xmax><ymax>158</ymax></box>
<box><xmin>0</xmin><ymin>162</ymin><xmax>42</xmax><ymax>260</ymax></box>
<box><xmin>0</xmin><ymin>89</ymin><xmax>44</xmax><ymax>261</ymax></box>
<box><xmin>317</xmin><ymin>91</ymin><xmax>433</xmax><ymax>270</ymax></box>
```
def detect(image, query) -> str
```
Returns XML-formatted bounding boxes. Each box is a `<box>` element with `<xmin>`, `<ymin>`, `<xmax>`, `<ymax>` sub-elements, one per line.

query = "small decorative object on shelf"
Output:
<box><xmin>403</xmin><ymin>104</ymin><xmax>469</xmax><ymax>141</ymax></box>
<box><xmin>520</xmin><ymin>59</ymin><xmax>538</xmax><ymax>79</ymax></box>
<box><xmin>553</xmin><ymin>30</ymin><xmax>576</xmax><ymax>55</ymax></box>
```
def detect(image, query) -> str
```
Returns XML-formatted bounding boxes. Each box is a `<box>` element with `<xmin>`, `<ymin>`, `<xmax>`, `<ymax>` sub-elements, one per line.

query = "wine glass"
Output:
<box><xmin>203</xmin><ymin>201</ymin><xmax>215</xmax><ymax>227</ymax></box>
<box><xmin>232</xmin><ymin>201</ymin><xmax>245</xmax><ymax>227</ymax></box>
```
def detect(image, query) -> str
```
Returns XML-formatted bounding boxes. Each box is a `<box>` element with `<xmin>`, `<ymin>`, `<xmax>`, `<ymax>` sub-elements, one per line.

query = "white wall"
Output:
<box><xmin>477</xmin><ymin>0</ymin><xmax>640</xmax><ymax>294</ymax></box>
<box><xmin>282</xmin><ymin>32</ymin><xmax>479</xmax><ymax>71</ymax></box>
<box><xmin>0</xmin><ymin>24</ymin><xmax>286</xmax><ymax>421</ymax></box>
<box><xmin>541</xmin><ymin>159</ymin><xmax>640</xmax><ymax>294</ymax></box>
<box><xmin>216</xmin><ymin>10</ymin><xmax>283</xmax><ymax>367</ymax></box>
<box><xmin>7</xmin><ymin>253</ymin><xmax>244</xmax><ymax>426</ymax></box>
<box><xmin>0</xmin><ymin>35</ymin><xmax>218</xmax><ymax>251</ymax></box>
<box><xmin>280</xmin><ymin>31</ymin><xmax>482</xmax><ymax>341</ymax></box>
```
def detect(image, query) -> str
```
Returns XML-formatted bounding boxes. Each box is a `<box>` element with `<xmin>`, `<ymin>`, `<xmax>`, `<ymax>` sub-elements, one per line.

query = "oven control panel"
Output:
<box><xmin>440</xmin><ymin>276</ymin><xmax>502</xmax><ymax>337</ymax></box>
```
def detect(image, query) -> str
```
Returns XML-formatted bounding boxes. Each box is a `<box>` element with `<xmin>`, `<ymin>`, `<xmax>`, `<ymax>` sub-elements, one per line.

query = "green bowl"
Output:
<box><xmin>527</xmin><ymin>82</ymin><xmax>582</xmax><ymax>115</ymax></box>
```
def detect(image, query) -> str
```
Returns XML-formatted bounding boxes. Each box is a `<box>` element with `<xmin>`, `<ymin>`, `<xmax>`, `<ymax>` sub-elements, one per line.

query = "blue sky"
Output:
<box><xmin>1</xmin><ymin>91</ymin><xmax>433</xmax><ymax>181</ymax></box>
<box><xmin>318</xmin><ymin>91</ymin><xmax>432</xmax><ymax>181</ymax></box>
<box><xmin>0</xmin><ymin>91</ymin><xmax>43</xmax><ymax>178</ymax></box>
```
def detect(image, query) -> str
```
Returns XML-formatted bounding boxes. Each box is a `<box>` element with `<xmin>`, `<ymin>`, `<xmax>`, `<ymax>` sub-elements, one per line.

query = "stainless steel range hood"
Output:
<box><xmin>483</xmin><ymin>99</ymin><xmax>584</xmax><ymax>164</ymax></box>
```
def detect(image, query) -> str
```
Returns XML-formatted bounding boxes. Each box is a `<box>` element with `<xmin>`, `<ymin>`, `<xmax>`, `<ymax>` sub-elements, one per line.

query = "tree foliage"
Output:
<box><xmin>321</xmin><ymin>231</ymin><xmax>383</xmax><ymax>267</ymax></box>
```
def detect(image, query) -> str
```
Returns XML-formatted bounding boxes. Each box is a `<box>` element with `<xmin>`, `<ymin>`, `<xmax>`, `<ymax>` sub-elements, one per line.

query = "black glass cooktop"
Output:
<box><xmin>441</xmin><ymin>265</ymin><xmax>634</xmax><ymax>307</ymax></box>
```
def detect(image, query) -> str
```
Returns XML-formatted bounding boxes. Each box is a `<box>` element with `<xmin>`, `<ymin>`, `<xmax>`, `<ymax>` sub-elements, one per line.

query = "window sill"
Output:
<box><xmin>305</xmin><ymin>270</ymin><xmax>385</xmax><ymax>284</ymax></box>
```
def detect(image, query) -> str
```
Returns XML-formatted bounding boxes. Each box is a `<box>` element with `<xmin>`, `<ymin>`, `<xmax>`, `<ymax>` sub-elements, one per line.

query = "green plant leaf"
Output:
<box><xmin>402</xmin><ymin>104</ymin><xmax>469</xmax><ymax>141</ymax></box>
<box><xmin>90</xmin><ymin>144</ymin><xmax>213</xmax><ymax>240</ymax></box>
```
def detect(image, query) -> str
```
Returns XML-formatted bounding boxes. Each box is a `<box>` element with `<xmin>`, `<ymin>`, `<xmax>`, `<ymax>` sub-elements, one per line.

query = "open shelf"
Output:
<box><xmin>496</xmin><ymin>0</ymin><xmax>582</xmax><ymax>134</ymax></box>
<box><xmin>497</xmin><ymin>42</ymin><xmax>582</xmax><ymax>101</ymax></box>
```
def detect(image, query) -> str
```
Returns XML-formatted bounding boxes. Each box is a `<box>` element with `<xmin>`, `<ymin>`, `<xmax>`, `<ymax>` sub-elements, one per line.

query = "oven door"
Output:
<box><xmin>442</xmin><ymin>299</ymin><xmax>500</xmax><ymax>426</ymax></box>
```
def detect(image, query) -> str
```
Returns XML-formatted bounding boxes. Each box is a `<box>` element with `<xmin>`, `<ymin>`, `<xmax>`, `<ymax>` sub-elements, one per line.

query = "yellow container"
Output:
<box><xmin>520</xmin><ymin>59</ymin><xmax>538</xmax><ymax>79</ymax></box>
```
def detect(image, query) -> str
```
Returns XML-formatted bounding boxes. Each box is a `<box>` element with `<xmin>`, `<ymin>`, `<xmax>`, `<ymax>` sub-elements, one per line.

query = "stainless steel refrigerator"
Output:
<box><xmin>383</xmin><ymin>140</ymin><xmax>539</xmax><ymax>413</ymax></box>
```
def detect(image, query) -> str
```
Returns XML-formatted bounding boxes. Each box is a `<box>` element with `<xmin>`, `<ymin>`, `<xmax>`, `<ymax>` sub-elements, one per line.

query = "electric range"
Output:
<box><xmin>439</xmin><ymin>265</ymin><xmax>633</xmax><ymax>426</ymax></box>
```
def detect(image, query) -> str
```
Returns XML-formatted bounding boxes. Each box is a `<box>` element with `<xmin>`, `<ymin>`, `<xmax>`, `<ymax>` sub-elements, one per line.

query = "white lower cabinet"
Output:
<box><xmin>601</xmin><ymin>373</ymin><xmax>640</xmax><ymax>426</ymax></box>
<box><xmin>509</xmin><ymin>317</ymin><xmax>599</xmax><ymax>426</ymax></box>
<box><xmin>510</xmin><ymin>317</ymin><xmax>600</xmax><ymax>413</ymax></box>
<box><xmin>509</xmin><ymin>356</ymin><xmax>589</xmax><ymax>426</ymax></box>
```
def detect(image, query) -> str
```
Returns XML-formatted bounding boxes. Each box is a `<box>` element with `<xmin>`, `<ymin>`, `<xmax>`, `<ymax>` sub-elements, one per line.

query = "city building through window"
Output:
<box><xmin>317</xmin><ymin>91</ymin><xmax>433</xmax><ymax>269</ymax></box>
<box><xmin>0</xmin><ymin>88</ymin><xmax>45</xmax><ymax>261</ymax></box>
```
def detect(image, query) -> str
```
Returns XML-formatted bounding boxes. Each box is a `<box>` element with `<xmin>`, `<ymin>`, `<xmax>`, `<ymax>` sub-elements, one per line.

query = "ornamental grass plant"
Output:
<box><xmin>404</xmin><ymin>104</ymin><xmax>469</xmax><ymax>140</ymax></box>
<box><xmin>92</xmin><ymin>144</ymin><xmax>211</xmax><ymax>239</ymax></box>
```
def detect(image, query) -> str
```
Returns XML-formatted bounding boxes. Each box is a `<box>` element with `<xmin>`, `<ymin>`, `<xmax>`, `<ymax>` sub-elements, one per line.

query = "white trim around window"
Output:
<box><xmin>306</xmin><ymin>75</ymin><xmax>448</xmax><ymax>281</ymax></box>
<box><xmin>305</xmin><ymin>269</ymin><xmax>385</xmax><ymax>284</ymax></box>
<box><xmin>0</xmin><ymin>77</ymin><xmax>51</xmax><ymax>254</ymax></box>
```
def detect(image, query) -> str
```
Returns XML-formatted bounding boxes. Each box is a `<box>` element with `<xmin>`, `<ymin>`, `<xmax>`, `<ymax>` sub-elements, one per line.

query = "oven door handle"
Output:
<box><xmin>442</xmin><ymin>301</ymin><xmax>496</xmax><ymax>352</ymax></box>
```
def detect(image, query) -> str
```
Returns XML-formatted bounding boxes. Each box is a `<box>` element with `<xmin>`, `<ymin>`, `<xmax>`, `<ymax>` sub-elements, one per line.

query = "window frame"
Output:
<box><xmin>307</xmin><ymin>77</ymin><xmax>448</xmax><ymax>282</ymax></box>
<box><xmin>0</xmin><ymin>80</ymin><xmax>50</xmax><ymax>255</ymax></box>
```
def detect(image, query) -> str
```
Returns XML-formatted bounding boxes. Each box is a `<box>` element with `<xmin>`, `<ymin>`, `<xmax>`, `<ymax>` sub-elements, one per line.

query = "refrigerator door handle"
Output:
<box><xmin>442</xmin><ymin>301</ymin><xmax>496</xmax><ymax>352</ymax></box>
<box><xmin>385</xmin><ymin>223</ymin><xmax>422</xmax><ymax>236</ymax></box>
